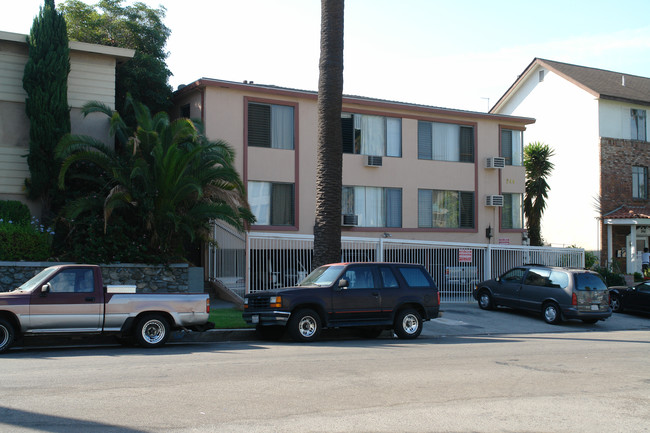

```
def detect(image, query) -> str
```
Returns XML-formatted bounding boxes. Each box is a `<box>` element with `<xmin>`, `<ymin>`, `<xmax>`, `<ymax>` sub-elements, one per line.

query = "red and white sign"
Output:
<box><xmin>498</xmin><ymin>238</ymin><xmax>510</xmax><ymax>245</ymax></box>
<box><xmin>458</xmin><ymin>249</ymin><xmax>472</xmax><ymax>263</ymax></box>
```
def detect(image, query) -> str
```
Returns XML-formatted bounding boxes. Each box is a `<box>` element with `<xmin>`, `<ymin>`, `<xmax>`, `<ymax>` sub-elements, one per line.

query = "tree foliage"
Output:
<box><xmin>56</xmin><ymin>96</ymin><xmax>255</xmax><ymax>263</ymax></box>
<box><xmin>22</xmin><ymin>0</ymin><xmax>70</xmax><ymax>219</ymax></box>
<box><xmin>524</xmin><ymin>142</ymin><xmax>555</xmax><ymax>246</ymax></box>
<box><xmin>313</xmin><ymin>0</ymin><xmax>345</xmax><ymax>269</ymax></box>
<box><xmin>60</xmin><ymin>0</ymin><xmax>173</xmax><ymax>116</ymax></box>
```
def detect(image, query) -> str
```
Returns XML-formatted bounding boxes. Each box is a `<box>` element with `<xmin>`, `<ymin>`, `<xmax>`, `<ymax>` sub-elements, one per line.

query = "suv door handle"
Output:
<box><xmin>85</xmin><ymin>297</ymin><xmax>95</xmax><ymax>302</ymax></box>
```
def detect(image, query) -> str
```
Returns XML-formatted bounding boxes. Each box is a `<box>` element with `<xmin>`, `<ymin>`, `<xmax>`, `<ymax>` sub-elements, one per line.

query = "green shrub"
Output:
<box><xmin>0</xmin><ymin>219</ymin><xmax>53</xmax><ymax>261</ymax></box>
<box><xmin>593</xmin><ymin>265</ymin><xmax>625</xmax><ymax>287</ymax></box>
<box><xmin>0</xmin><ymin>200</ymin><xmax>31</xmax><ymax>225</ymax></box>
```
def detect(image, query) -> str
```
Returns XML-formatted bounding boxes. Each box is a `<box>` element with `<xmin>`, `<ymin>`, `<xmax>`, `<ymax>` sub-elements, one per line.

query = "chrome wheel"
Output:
<box><xmin>0</xmin><ymin>319</ymin><xmax>15</xmax><ymax>353</ymax></box>
<box><xmin>297</xmin><ymin>315</ymin><xmax>317</xmax><ymax>338</ymax></box>
<box><xmin>288</xmin><ymin>309</ymin><xmax>322</xmax><ymax>342</ymax></box>
<box><xmin>478</xmin><ymin>290</ymin><xmax>493</xmax><ymax>310</ymax></box>
<box><xmin>394</xmin><ymin>308</ymin><xmax>423</xmax><ymax>339</ymax></box>
<box><xmin>135</xmin><ymin>315</ymin><xmax>170</xmax><ymax>348</ymax></box>
<box><xmin>610</xmin><ymin>296</ymin><xmax>622</xmax><ymax>312</ymax></box>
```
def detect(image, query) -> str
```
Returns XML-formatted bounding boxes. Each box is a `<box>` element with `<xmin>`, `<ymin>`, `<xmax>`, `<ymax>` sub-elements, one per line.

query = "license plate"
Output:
<box><xmin>591</xmin><ymin>304</ymin><xmax>599</xmax><ymax>311</ymax></box>
<box><xmin>252</xmin><ymin>315</ymin><xmax>259</xmax><ymax>324</ymax></box>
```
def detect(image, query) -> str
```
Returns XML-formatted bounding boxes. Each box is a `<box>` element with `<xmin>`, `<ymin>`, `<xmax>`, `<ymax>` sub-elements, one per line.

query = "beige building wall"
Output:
<box><xmin>174</xmin><ymin>79</ymin><xmax>532</xmax><ymax>245</ymax></box>
<box><xmin>0</xmin><ymin>31</ymin><xmax>134</xmax><ymax>211</ymax></box>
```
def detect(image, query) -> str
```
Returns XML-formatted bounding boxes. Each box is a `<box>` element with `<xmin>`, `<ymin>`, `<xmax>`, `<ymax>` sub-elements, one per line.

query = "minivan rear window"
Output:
<box><xmin>574</xmin><ymin>273</ymin><xmax>607</xmax><ymax>291</ymax></box>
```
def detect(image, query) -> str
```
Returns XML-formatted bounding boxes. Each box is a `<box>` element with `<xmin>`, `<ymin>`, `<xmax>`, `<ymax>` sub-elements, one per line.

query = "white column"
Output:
<box><xmin>607</xmin><ymin>224</ymin><xmax>613</xmax><ymax>265</ymax></box>
<box><xmin>630</xmin><ymin>225</ymin><xmax>638</xmax><ymax>273</ymax></box>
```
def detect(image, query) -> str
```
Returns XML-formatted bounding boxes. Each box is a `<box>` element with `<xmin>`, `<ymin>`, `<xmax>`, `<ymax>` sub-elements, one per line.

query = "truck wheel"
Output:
<box><xmin>288</xmin><ymin>309</ymin><xmax>321</xmax><ymax>342</ymax></box>
<box><xmin>0</xmin><ymin>318</ymin><xmax>15</xmax><ymax>353</ymax></box>
<box><xmin>135</xmin><ymin>314</ymin><xmax>170</xmax><ymax>348</ymax></box>
<box><xmin>394</xmin><ymin>308</ymin><xmax>423</xmax><ymax>339</ymax></box>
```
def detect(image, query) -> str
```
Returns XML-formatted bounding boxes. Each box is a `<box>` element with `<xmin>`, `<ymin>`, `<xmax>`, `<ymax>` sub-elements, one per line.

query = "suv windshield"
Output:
<box><xmin>574</xmin><ymin>273</ymin><xmax>607</xmax><ymax>291</ymax></box>
<box><xmin>298</xmin><ymin>265</ymin><xmax>344</xmax><ymax>287</ymax></box>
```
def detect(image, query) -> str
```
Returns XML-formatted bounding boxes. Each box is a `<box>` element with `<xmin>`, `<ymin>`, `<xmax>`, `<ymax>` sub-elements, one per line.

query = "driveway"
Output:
<box><xmin>424</xmin><ymin>302</ymin><xmax>650</xmax><ymax>337</ymax></box>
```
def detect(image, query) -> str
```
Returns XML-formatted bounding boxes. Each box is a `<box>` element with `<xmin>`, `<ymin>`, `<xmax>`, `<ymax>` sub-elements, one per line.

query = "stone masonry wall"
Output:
<box><xmin>0</xmin><ymin>262</ymin><xmax>197</xmax><ymax>293</ymax></box>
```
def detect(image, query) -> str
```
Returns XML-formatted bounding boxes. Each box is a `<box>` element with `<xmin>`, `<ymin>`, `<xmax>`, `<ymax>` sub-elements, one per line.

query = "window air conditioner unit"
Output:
<box><xmin>364</xmin><ymin>155</ymin><xmax>383</xmax><ymax>167</ymax></box>
<box><xmin>486</xmin><ymin>157</ymin><xmax>506</xmax><ymax>169</ymax></box>
<box><xmin>341</xmin><ymin>214</ymin><xmax>359</xmax><ymax>226</ymax></box>
<box><xmin>485</xmin><ymin>195</ymin><xmax>504</xmax><ymax>207</ymax></box>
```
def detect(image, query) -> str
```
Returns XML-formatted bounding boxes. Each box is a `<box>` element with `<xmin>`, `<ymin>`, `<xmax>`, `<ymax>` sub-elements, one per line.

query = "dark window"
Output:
<box><xmin>379</xmin><ymin>266</ymin><xmax>399</xmax><ymax>288</ymax></box>
<box><xmin>574</xmin><ymin>273</ymin><xmax>607</xmax><ymax>291</ymax></box>
<box><xmin>248</xmin><ymin>181</ymin><xmax>295</xmax><ymax>226</ymax></box>
<box><xmin>631</xmin><ymin>109</ymin><xmax>647</xmax><ymax>141</ymax></box>
<box><xmin>344</xmin><ymin>266</ymin><xmax>377</xmax><ymax>289</ymax></box>
<box><xmin>501</xmin><ymin>268</ymin><xmax>526</xmax><ymax>283</ymax></box>
<box><xmin>398</xmin><ymin>267</ymin><xmax>431</xmax><ymax>288</ymax></box>
<box><xmin>247</xmin><ymin>102</ymin><xmax>294</xmax><ymax>149</ymax></box>
<box><xmin>523</xmin><ymin>268</ymin><xmax>551</xmax><ymax>287</ymax></box>
<box><xmin>418</xmin><ymin>189</ymin><xmax>474</xmax><ymax>229</ymax></box>
<box><xmin>180</xmin><ymin>104</ymin><xmax>190</xmax><ymax>118</ymax></box>
<box><xmin>501</xmin><ymin>129</ymin><xmax>523</xmax><ymax>166</ymax></box>
<box><xmin>417</xmin><ymin>121</ymin><xmax>474</xmax><ymax>162</ymax></box>
<box><xmin>341</xmin><ymin>113</ymin><xmax>401</xmax><ymax>157</ymax></box>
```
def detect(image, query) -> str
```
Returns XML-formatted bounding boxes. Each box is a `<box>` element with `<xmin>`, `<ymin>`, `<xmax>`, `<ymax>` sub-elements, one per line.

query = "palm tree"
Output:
<box><xmin>524</xmin><ymin>142</ymin><xmax>555</xmax><ymax>246</ymax></box>
<box><xmin>57</xmin><ymin>95</ymin><xmax>254</xmax><ymax>261</ymax></box>
<box><xmin>313</xmin><ymin>0</ymin><xmax>345</xmax><ymax>269</ymax></box>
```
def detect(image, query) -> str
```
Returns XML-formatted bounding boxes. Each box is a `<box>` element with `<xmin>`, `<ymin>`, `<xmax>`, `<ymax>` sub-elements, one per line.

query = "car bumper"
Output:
<box><xmin>242</xmin><ymin>310</ymin><xmax>291</xmax><ymax>326</ymax></box>
<box><xmin>425</xmin><ymin>306</ymin><xmax>440</xmax><ymax>320</ymax></box>
<box><xmin>562</xmin><ymin>307</ymin><xmax>612</xmax><ymax>321</ymax></box>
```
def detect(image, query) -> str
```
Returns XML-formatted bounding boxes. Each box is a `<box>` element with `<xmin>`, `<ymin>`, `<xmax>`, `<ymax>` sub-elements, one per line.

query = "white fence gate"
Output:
<box><xmin>208</xmin><ymin>227</ymin><xmax>584</xmax><ymax>303</ymax></box>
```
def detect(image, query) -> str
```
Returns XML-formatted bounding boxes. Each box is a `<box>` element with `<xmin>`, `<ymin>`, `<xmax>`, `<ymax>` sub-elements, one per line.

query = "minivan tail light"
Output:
<box><xmin>572</xmin><ymin>292</ymin><xmax>577</xmax><ymax>306</ymax></box>
<box><xmin>437</xmin><ymin>291</ymin><xmax>441</xmax><ymax>306</ymax></box>
<box><xmin>206</xmin><ymin>298</ymin><xmax>210</xmax><ymax>313</ymax></box>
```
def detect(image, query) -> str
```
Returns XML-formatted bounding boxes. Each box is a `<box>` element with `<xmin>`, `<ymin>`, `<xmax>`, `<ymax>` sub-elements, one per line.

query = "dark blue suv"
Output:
<box><xmin>243</xmin><ymin>262</ymin><xmax>440</xmax><ymax>342</ymax></box>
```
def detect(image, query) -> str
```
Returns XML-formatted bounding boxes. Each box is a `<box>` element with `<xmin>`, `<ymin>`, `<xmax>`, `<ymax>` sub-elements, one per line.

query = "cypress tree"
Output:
<box><xmin>23</xmin><ymin>0</ymin><xmax>70</xmax><ymax>220</ymax></box>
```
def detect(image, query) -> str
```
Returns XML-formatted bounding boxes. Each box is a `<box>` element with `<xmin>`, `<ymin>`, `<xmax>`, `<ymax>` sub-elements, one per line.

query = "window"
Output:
<box><xmin>501</xmin><ymin>268</ymin><xmax>526</xmax><ymax>283</ymax></box>
<box><xmin>379</xmin><ymin>266</ymin><xmax>399</xmax><ymax>288</ymax></box>
<box><xmin>501</xmin><ymin>129</ymin><xmax>523</xmax><ymax>166</ymax></box>
<box><xmin>418</xmin><ymin>189</ymin><xmax>474</xmax><ymax>229</ymax></box>
<box><xmin>417</xmin><ymin>121</ymin><xmax>474</xmax><ymax>162</ymax></box>
<box><xmin>247</xmin><ymin>102</ymin><xmax>294</xmax><ymax>149</ymax></box>
<box><xmin>48</xmin><ymin>269</ymin><xmax>94</xmax><ymax>293</ymax></box>
<box><xmin>341</xmin><ymin>113</ymin><xmax>401</xmax><ymax>157</ymax></box>
<box><xmin>343</xmin><ymin>266</ymin><xmax>376</xmax><ymax>289</ymax></box>
<box><xmin>248</xmin><ymin>181</ymin><xmax>295</xmax><ymax>226</ymax></box>
<box><xmin>502</xmin><ymin>193</ymin><xmax>523</xmax><ymax>229</ymax></box>
<box><xmin>631</xmin><ymin>109</ymin><xmax>646</xmax><ymax>141</ymax></box>
<box><xmin>523</xmin><ymin>268</ymin><xmax>551</xmax><ymax>286</ymax></box>
<box><xmin>342</xmin><ymin>186</ymin><xmax>402</xmax><ymax>227</ymax></box>
<box><xmin>398</xmin><ymin>266</ymin><xmax>431</xmax><ymax>288</ymax></box>
<box><xmin>180</xmin><ymin>104</ymin><xmax>190</xmax><ymax>118</ymax></box>
<box><xmin>632</xmin><ymin>166</ymin><xmax>648</xmax><ymax>199</ymax></box>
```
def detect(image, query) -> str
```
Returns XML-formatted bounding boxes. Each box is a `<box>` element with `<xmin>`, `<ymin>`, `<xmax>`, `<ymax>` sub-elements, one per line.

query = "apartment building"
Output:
<box><xmin>0</xmin><ymin>30</ymin><xmax>134</xmax><ymax>214</ymax></box>
<box><xmin>173</xmin><ymin>78</ymin><xmax>534</xmax><ymax>246</ymax></box>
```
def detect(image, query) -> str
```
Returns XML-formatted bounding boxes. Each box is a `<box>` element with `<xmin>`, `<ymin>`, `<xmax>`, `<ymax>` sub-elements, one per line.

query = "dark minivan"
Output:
<box><xmin>473</xmin><ymin>265</ymin><xmax>611</xmax><ymax>324</ymax></box>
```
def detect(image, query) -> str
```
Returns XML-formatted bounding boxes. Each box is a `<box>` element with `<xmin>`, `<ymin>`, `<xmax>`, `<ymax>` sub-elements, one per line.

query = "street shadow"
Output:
<box><xmin>0</xmin><ymin>406</ymin><xmax>148</xmax><ymax>433</ymax></box>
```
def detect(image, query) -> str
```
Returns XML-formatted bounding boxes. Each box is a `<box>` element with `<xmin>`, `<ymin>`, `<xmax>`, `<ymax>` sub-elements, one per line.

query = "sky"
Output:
<box><xmin>2</xmin><ymin>0</ymin><xmax>650</xmax><ymax>112</ymax></box>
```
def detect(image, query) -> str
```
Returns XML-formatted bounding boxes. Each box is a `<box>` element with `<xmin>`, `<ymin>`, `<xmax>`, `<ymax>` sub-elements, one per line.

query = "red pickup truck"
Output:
<box><xmin>0</xmin><ymin>264</ymin><xmax>211</xmax><ymax>353</ymax></box>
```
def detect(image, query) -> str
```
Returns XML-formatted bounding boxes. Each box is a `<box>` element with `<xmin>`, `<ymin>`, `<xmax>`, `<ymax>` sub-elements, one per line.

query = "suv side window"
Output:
<box><xmin>398</xmin><ymin>266</ymin><xmax>431</xmax><ymax>288</ymax></box>
<box><xmin>379</xmin><ymin>266</ymin><xmax>399</xmax><ymax>288</ymax></box>
<box><xmin>344</xmin><ymin>266</ymin><xmax>376</xmax><ymax>289</ymax></box>
<box><xmin>523</xmin><ymin>268</ymin><xmax>551</xmax><ymax>287</ymax></box>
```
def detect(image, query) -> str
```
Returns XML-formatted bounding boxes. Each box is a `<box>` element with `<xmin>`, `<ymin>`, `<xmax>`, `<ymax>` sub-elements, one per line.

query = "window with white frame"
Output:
<box><xmin>248</xmin><ymin>181</ymin><xmax>295</xmax><ymax>226</ymax></box>
<box><xmin>341</xmin><ymin>113</ymin><xmax>401</xmax><ymax>157</ymax></box>
<box><xmin>342</xmin><ymin>186</ymin><xmax>402</xmax><ymax>227</ymax></box>
<box><xmin>418</xmin><ymin>189</ymin><xmax>474</xmax><ymax>228</ymax></box>
<box><xmin>631</xmin><ymin>109</ymin><xmax>646</xmax><ymax>141</ymax></box>
<box><xmin>417</xmin><ymin>121</ymin><xmax>474</xmax><ymax>163</ymax></box>
<box><xmin>501</xmin><ymin>129</ymin><xmax>523</xmax><ymax>166</ymax></box>
<box><xmin>502</xmin><ymin>193</ymin><xmax>523</xmax><ymax>229</ymax></box>
<box><xmin>247</xmin><ymin>102</ymin><xmax>294</xmax><ymax>149</ymax></box>
<box><xmin>632</xmin><ymin>166</ymin><xmax>648</xmax><ymax>199</ymax></box>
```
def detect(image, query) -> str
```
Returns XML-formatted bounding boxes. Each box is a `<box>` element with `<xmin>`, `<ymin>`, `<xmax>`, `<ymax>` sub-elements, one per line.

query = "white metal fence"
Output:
<box><xmin>208</xmin><ymin>226</ymin><xmax>584</xmax><ymax>303</ymax></box>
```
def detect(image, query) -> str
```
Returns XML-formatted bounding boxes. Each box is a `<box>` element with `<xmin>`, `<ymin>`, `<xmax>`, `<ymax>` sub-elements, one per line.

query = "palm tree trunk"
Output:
<box><xmin>313</xmin><ymin>0</ymin><xmax>344</xmax><ymax>269</ymax></box>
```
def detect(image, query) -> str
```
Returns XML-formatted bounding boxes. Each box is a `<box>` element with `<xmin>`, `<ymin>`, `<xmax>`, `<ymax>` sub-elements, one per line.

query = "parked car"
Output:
<box><xmin>0</xmin><ymin>264</ymin><xmax>212</xmax><ymax>353</ymax></box>
<box><xmin>609</xmin><ymin>282</ymin><xmax>650</xmax><ymax>314</ymax></box>
<box><xmin>243</xmin><ymin>262</ymin><xmax>440</xmax><ymax>342</ymax></box>
<box><xmin>473</xmin><ymin>265</ymin><xmax>611</xmax><ymax>324</ymax></box>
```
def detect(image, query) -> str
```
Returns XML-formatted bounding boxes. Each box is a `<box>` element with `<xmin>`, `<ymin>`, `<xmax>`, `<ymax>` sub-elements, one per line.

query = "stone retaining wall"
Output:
<box><xmin>0</xmin><ymin>262</ymin><xmax>204</xmax><ymax>293</ymax></box>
